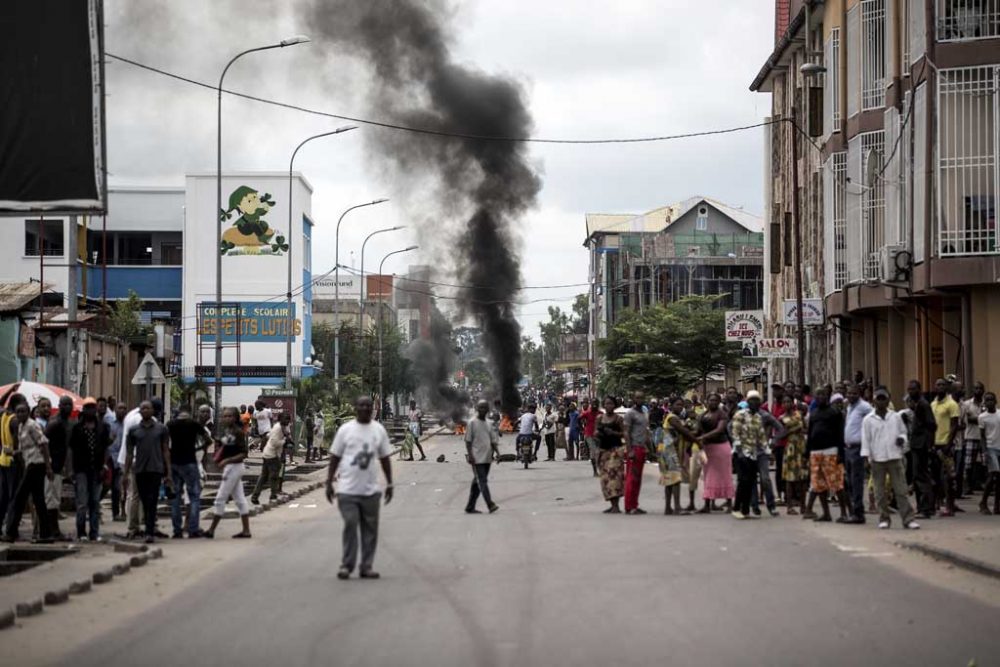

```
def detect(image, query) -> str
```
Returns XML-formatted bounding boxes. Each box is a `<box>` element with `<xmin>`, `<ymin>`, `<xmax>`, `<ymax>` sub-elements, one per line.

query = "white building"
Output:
<box><xmin>181</xmin><ymin>172</ymin><xmax>315</xmax><ymax>407</ymax></box>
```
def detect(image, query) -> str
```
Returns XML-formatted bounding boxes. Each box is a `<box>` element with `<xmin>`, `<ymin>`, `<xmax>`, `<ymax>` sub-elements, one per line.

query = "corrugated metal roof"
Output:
<box><xmin>0</xmin><ymin>282</ymin><xmax>49</xmax><ymax>313</ymax></box>
<box><xmin>585</xmin><ymin>196</ymin><xmax>763</xmax><ymax>244</ymax></box>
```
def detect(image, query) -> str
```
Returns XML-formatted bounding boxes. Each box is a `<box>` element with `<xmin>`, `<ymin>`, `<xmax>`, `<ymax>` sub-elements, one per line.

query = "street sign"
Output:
<box><xmin>131</xmin><ymin>352</ymin><xmax>166</xmax><ymax>385</ymax></box>
<box><xmin>782</xmin><ymin>299</ymin><xmax>824</xmax><ymax>326</ymax></box>
<box><xmin>260</xmin><ymin>388</ymin><xmax>295</xmax><ymax>398</ymax></box>
<box><xmin>758</xmin><ymin>338</ymin><xmax>798</xmax><ymax>358</ymax></box>
<box><xmin>740</xmin><ymin>359</ymin><xmax>766</xmax><ymax>378</ymax></box>
<box><xmin>725</xmin><ymin>310</ymin><xmax>764</xmax><ymax>340</ymax></box>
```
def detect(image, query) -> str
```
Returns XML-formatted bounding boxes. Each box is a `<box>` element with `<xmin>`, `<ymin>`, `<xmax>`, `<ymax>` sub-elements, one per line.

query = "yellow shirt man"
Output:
<box><xmin>930</xmin><ymin>395</ymin><xmax>960</xmax><ymax>446</ymax></box>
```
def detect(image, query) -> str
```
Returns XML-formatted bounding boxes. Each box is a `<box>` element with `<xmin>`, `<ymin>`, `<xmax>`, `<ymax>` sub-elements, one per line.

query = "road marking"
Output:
<box><xmin>289</xmin><ymin>503</ymin><xmax>300</xmax><ymax>508</ymax></box>
<box><xmin>834</xmin><ymin>544</ymin><xmax>869</xmax><ymax>553</ymax></box>
<box><xmin>304</xmin><ymin>504</ymin><xmax>317</xmax><ymax>508</ymax></box>
<box><xmin>850</xmin><ymin>552</ymin><xmax>896</xmax><ymax>558</ymax></box>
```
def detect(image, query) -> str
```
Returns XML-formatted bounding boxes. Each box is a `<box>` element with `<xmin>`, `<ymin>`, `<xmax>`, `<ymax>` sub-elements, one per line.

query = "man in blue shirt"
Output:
<box><xmin>842</xmin><ymin>383</ymin><xmax>873</xmax><ymax>523</ymax></box>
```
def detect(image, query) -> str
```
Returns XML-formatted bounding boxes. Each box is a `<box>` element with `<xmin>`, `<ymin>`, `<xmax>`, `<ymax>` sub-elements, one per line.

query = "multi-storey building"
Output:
<box><xmin>752</xmin><ymin>0</ymin><xmax>1000</xmax><ymax>391</ymax></box>
<box><xmin>584</xmin><ymin>196</ymin><xmax>764</xmax><ymax>375</ymax></box>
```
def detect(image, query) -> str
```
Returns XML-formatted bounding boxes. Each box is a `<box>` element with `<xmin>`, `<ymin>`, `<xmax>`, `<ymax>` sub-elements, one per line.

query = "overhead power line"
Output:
<box><xmin>107</xmin><ymin>52</ymin><xmax>782</xmax><ymax>145</ymax></box>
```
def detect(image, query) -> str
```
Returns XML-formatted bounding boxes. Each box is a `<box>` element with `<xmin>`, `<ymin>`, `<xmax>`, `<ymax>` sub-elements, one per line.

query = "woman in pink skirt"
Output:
<box><xmin>696</xmin><ymin>393</ymin><xmax>733</xmax><ymax>513</ymax></box>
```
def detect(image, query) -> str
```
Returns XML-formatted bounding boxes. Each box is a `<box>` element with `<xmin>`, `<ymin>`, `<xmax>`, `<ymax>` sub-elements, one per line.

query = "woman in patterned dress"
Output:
<box><xmin>596</xmin><ymin>397</ymin><xmax>626</xmax><ymax>514</ymax></box>
<box><xmin>780</xmin><ymin>396</ymin><xmax>809</xmax><ymax>515</ymax></box>
<box><xmin>660</xmin><ymin>398</ymin><xmax>697</xmax><ymax>515</ymax></box>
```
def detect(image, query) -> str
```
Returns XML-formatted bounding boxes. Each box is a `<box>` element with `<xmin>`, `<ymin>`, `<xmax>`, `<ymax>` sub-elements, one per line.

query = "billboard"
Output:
<box><xmin>0</xmin><ymin>0</ymin><xmax>106</xmax><ymax>213</ymax></box>
<box><xmin>725</xmin><ymin>310</ymin><xmax>764</xmax><ymax>340</ymax></box>
<box><xmin>367</xmin><ymin>274</ymin><xmax>393</xmax><ymax>300</ymax></box>
<box><xmin>312</xmin><ymin>274</ymin><xmax>361</xmax><ymax>300</ymax></box>
<box><xmin>197</xmin><ymin>302</ymin><xmax>300</xmax><ymax>343</ymax></box>
<box><xmin>782</xmin><ymin>299</ymin><xmax>824</xmax><ymax>326</ymax></box>
<box><xmin>758</xmin><ymin>338</ymin><xmax>798</xmax><ymax>358</ymax></box>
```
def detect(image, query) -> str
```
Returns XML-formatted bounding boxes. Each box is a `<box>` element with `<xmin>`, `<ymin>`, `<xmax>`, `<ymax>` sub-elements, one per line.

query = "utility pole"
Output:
<box><xmin>790</xmin><ymin>106</ymin><xmax>806</xmax><ymax>388</ymax></box>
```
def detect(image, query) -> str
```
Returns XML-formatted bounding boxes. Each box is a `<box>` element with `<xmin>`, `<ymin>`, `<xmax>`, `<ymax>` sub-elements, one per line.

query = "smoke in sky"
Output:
<box><xmin>308</xmin><ymin>0</ymin><xmax>540</xmax><ymax>415</ymax></box>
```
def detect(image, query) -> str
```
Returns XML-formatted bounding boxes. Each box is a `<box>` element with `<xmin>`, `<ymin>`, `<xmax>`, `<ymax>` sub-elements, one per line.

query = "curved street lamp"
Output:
<box><xmin>359</xmin><ymin>225</ymin><xmax>406</xmax><ymax>329</ymax></box>
<box><xmin>333</xmin><ymin>198</ymin><xmax>389</xmax><ymax>389</ymax></box>
<box><xmin>377</xmin><ymin>245</ymin><xmax>418</xmax><ymax>420</ymax></box>
<box><xmin>284</xmin><ymin>126</ymin><xmax>357</xmax><ymax>388</ymax></box>
<box><xmin>213</xmin><ymin>35</ymin><xmax>309</xmax><ymax>424</ymax></box>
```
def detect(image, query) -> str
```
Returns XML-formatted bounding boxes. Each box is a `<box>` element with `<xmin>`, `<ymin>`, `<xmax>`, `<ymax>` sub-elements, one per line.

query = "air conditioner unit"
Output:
<box><xmin>879</xmin><ymin>244</ymin><xmax>911</xmax><ymax>283</ymax></box>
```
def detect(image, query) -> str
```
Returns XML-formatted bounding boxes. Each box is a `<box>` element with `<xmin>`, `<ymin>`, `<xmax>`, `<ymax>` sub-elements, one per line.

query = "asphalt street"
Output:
<box><xmin>60</xmin><ymin>434</ymin><xmax>1000</xmax><ymax>667</ymax></box>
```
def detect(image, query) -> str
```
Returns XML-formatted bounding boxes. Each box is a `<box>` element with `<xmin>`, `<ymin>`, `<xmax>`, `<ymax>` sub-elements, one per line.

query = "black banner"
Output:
<box><xmin>0</xmin><ymin>0</ymin><xmax>106</xmax><ymax>213</ymax></box>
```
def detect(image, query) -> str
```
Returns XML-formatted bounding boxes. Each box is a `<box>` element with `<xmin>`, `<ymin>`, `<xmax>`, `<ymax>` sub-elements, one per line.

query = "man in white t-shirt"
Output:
<box><xmin>326</xmin><ymin>396</ymin><xmax>393</xmax><ymax>580</ymax></box>
<box><xmin>251</xmin><ymin>400</ymin><xmax>273</xmax><ymax>452</ymax></box>
<box><xmin>978</xmin><ymin>391</ymin><xmax>1000</xmax><ymax>514</ymax></box>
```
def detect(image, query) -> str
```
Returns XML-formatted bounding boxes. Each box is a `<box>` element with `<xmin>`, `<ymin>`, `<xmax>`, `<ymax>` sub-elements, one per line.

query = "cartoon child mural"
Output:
<box><xmin>219</xmin><ymin>185</ymin><xmax>289</xmax><ymax>256</ymax></box>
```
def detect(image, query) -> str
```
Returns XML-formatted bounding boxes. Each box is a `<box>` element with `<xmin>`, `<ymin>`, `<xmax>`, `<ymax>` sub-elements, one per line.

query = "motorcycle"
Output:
<box><xmin>517</xmin><ymin>434</ymin><xmax>535</xmax><ymax>469</ymax></box>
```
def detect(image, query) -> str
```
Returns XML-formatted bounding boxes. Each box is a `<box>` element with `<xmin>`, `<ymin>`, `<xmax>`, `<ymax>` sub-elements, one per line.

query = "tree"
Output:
<box><xmin>520</xmin><ymin>336</ymin><xmax>542</xmax><ymax>387</ymax></box>
<box><xmin>597</xmin><ymin>295</ymin><xmax>740</xmax><ymax>396</ymax></box>
<box><xmin>571</xmin><ymin>293</ymin><xmax>589</xmax><ymax>334</ymax></box>
<box><xmin>108</xmin><ymin>290</ymin><xmax>147</xmax><ymax>340</ymax></box>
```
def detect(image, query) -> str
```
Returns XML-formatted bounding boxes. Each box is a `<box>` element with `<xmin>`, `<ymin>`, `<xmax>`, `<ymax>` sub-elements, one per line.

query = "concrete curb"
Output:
<box><xmin>897</xmin><ymin>541</ymin><xmax>1000</xmax><ymax>581</ymax></box>
<box><xmin>1</xmin><ymin>542</ymin><xmax>166</xmax><ymax>630</ymax></box>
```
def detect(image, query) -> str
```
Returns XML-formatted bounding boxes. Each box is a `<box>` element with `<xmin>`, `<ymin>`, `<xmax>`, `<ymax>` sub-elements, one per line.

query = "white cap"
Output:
<box><xmin>746</xmin><ymin>390</ymin><xmax>762</xmax><ymax>401</ymax></box>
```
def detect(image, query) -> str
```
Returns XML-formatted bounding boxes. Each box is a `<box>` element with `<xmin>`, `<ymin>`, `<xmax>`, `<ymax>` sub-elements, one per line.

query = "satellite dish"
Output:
<box><xmin>865</xmin><ymin>148</ymin><xmax>881</xmax><ymax>188</ymax></box>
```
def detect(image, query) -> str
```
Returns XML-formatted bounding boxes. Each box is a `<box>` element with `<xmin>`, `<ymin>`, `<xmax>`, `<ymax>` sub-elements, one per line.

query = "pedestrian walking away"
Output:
<box><xmin>904</xmin><ymin>380</ymin><xmax>938</xmax><ymax>518</ymax></box>
<box><xmin>931</xmin><ymin>378</ymin><xmax>961</xmax><ymax>517</ymax></box>
<box><xmin>42</xmin><ymin>395</ymin><xmax>75</xmax><ymax>540</ymax></box>
<box><xmin>465</xmin><ymin>400</ymin><xmax>500</xmax><ymax>514</ymax></box>
<box><xmin>326</xmin><ymin>396</ymin><xmax>393</xmax><ymax>580</ymax></box>
<box><xmin>579</xmin><ymin>398</ymin><xmax>600</xmax><ymax>477</ymax></box>
<box><xmin>803</xmin><ymin>388</ymin><xmax>849</xmax><ymax>522</ymax></box>
<box><xmin>204</xmin><ymin>407</ymin><xmax>252</xmax><ymax>539</ymax></box>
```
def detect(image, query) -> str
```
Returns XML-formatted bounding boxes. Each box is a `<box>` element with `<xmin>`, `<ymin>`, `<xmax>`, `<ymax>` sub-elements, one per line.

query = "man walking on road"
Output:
<box><xmin>43</xmin><ymin>395</ymin><xmax>75</xmax><ymax>540</ymax></box>
<box><xmin>978</xmin><ymin>392</ymin><xmax>1000</xmax><ymax>514</ymax></box>
<box><xmin>465</xmin><ymin>400</ymin><xmax>500</xmax><ymax>514</ymax></box>
<box><xmin>580</xmin><ymin>399</ymin><xmax>600</xmax><ymax>476</ymax></box>
<box><xmin>252</xmin><ymin>412</ymin><xmax>289</xmax><ymax>505</ymax></box>
<box><xmin>843</xmin><ymin>384</ymin><xmax>873</xmax><ymax>524</ymax></box>
<box><xmin>730</xmin><ymin>390</ymin><xmax>785</xmax><ymax>519</ymax></box>
<box><xmin>167</xmin><ymin>408</ymin><xmax>207</xmax><ymax>538</ymax></box>
<box><xmin>861</xmin><ymin>387</ymin><xmax>919</xmax><ymax>530</ymax></box>
<box><xmin>326</xmin><ymin>396</ymin><xmax>393</xmax><ymax>580</ymax></box>
<box><xmin>623</xmin><ymin>392</ymin><xmax>651</xmax><ymax>515</ymax></box>
<box><xmin>124</xmin><ymin>401</ymin><xmax>173</xmax><ymax>544</ymax></box>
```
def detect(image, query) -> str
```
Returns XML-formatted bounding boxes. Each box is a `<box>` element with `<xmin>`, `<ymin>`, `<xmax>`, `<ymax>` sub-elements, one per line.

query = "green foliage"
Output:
<box><xmin>108</xmin><ymin>290</ymin><xmax>148</xmax><ymax>340</ymax></box>
<box><xmin>461</xmin><ymin>358</ymin><xmax>492</xmax><ymax>387</ymax></box>
<box><xmin>598</xmin><ymin>295</ymin><xmax>740</xmax><ymax>395</ymax></box>
<box><xmin>571</xmin><ymin>294</ymin><xmax>589</xmax><ymax>334</ymax></box>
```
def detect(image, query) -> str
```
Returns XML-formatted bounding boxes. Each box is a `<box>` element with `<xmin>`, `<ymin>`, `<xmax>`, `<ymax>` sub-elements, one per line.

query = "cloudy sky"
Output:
<box><xmin>104</xmin><ymin>0</ymin><xmax>775</xmax><ymax>340</ymax></box>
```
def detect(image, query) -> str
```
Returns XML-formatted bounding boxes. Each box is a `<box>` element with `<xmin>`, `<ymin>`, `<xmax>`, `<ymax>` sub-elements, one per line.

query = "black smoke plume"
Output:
<box><xmin>310</xmin><ymin>0</ymin><xmax>540</xmax><ymax>416</ymax></box>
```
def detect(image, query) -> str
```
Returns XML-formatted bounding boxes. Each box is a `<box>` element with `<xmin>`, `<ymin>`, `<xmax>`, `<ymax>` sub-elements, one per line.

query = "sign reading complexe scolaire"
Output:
<box><xmin>725</xmin><ymin>310</ymin><xmax>765</xmax><ymax>340</ymax></box>
<box><xmin>197</xmin><ymin>302</ymin><xmax>300</xmax><ymax>342</ymax></box>
<box><xmin>782</xmin><ymin>299</ymin><xmax>824</xmax><ymax>326</ymax></box>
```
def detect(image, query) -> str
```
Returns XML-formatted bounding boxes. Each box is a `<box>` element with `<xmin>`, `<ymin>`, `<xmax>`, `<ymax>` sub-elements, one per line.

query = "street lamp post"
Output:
<box><xmin>285</xmin><ymin>126</ymin><xmax>357</xmax><ymax>389</ymax></box>
<box><xmin>214</xmin><ymin>34</ymin><xmax>309</xmax><ymax>426</ymax></box>
<box><xmin>377</xmin><ymin>245</ymin><xmax>418</xmax><ymax>421</ymax></box>
<box><xmin>333</xmin><ymin>199</ymin><xmax>389</xmax><ymax>392</ymax></box>
<box><xmin>359</xmin><ymin>225</ymin><xmax>405</xmax><ymax>329</ymax></box>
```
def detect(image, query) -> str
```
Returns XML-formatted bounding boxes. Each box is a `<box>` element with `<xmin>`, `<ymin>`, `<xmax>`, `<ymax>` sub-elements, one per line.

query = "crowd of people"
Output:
<box><xmin>511</xmin><ymin>375</ymin><xmax>1000</xmax><ymax>527</ymax></box>
<box><xmin>0</xmin><ymin>392</ymin><xmax>323</xmax><ymax>545</ymax></box>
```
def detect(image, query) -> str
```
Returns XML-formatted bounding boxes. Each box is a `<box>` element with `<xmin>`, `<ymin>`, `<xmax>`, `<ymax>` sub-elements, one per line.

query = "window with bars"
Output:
<box><xmin>937</xmin><ymin>0</ymin><xmax>1000</xmax><ymax>41</ymax></box>
<box><xmin>846</xmin><ymin>137</ymin><xmax>863</xmax><ymax>282</ymax></box>
<box><xmin>884</xmin><ymin>104</ymin><xmax>908</xmax><ymax>247</ymax></box>
<box><xmin>825</xmin><ymin>29</ymin><xmax>842</xmax><ymax>134</ymax></box>
<box><xmin>824</xmin><ymin>152</ymin><xmax>849</xmax><ymax>292</ymax></box>
<box><xmin>909</xmin><ymin>0</ymin><xmax>926</xmax><ymax>63</ymax></box>
<box><xmin>847</xmin><ymin>6</ymin><xmax>861</xmax><ymax>117</ymax></box>
<box><xmin>861</xmin><ymin>0</ymin><xmax>887</xmax><ymax>110</ymax></box>
<box><xmin>936</xmin><ymin>65</ymin><xmax>998</xmax><ymax>256</ymax></box>
<box><xmin>861</xmin><ymin>131</ymin><xmax>887</xmax><ymax>278</ymax></box>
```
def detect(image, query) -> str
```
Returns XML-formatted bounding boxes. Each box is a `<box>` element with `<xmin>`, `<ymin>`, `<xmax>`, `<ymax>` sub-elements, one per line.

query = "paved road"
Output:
<box><xmin>64</xmin><ymin>435</ymin><xmax>1000</xmax><ymax>666</ymax></box>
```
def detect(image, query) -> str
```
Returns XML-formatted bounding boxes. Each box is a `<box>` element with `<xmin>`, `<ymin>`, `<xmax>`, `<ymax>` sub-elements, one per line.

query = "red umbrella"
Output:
<box><xmin>0</xmin><ymin>381</ymin><xmax>85</xmax><ymax>412</ymax></box>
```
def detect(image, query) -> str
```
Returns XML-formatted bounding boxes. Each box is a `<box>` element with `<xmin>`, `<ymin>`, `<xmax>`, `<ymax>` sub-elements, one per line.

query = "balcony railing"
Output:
<box><xmin>937</xmin><ymin>0</ymin><xmax>1000</xmax><ymax>41</ymax></box>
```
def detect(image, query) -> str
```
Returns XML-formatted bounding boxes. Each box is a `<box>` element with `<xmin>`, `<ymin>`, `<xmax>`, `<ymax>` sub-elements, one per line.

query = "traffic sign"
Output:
<box><xmin>131</xmin><ymin>352</ymin><xmax>166</xmax><ymax>385</ymax></box>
